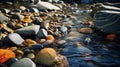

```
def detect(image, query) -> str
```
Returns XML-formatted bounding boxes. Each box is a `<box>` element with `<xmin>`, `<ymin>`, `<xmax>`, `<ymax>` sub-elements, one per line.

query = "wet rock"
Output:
<box><xmin>26</xmin><ymin>53</ymin><xmax>35</xmax><ymax>59</ymax></box>
<box><xmin>15</xmin><ymin>25</ymin><xmax>40</xmax><ymax>36</ymax></box>
<box><xmin>15</xmin><ymin>50</ymin><xmax>24</xmax><ymax>56</ymax></box>
<box><xmin>8</xmin><ymin>47</ymin><xmax>17</xmax><ymax>51</ymax></box>
<box><xmin>21</xmin><ymin>39</ymin><xmax>37</xmax><ymax>47</ymax></box>
<box><xmin>56</xmin><ymin>54</ymin><xmax>69</xmax><ymax>67</ymax></box>
<box><xmin>35</xmin><ymin>48</ymin><xmax>57</xmax><ymax>65</ymax></box>
<box><xmin>36</xmin><ymin>28</ymin><xmax>48</xmax><ymax>41</ymax></box>
<box><xmin>60</xmin><ymin>42</ymin><xmax>92</xmax><ymax>57</ymax></box>
<box><xmin>0</xmin><ymin>13</ymin><xmax>10</xmax><ymax>23</ymax></box>
<box><xmin>5</xmin><ymin>58</ymin><xmax>18</xmax><ymax>66</ymax></box>
<box><xmin>3</xmin><ymin>26</ymin><xmax>14</xmax><ymax>33</ymax></box>
<box><xmin>78</xmin><ymin>27</ymin><xmax>93</xmax><ymax>34</ymax></box>
<box><xmin>3</xmin><ymin>33</ymin><xmax>24</xmax><ymax>46</ymax></box>
<box><xmin>36</xmin><ymin>1</ymin><xmax>60</xmax><ymax>10</ymax></box>
<box><xmin>47</xmin><ymin>34</ymin><xmax>55</xmax><ymax>43</ymax></box>
<box><xmin>11</xmin><ymin>9</ymin><xmax>21</xmax><ymax>13</ymax></box>
<box><xmin>0</xmin><ymin>49</ymin><xmax>16</xmax><ymax>63</ymax></box>
<box><xmin>105</xmin><ymin>34</ymin><xmax>117</xmax><ymax>41</ymax></box>
<box><xmin>10</xmin><ymin>58</ymin><xmax>36</xmax><ymax>67</ymax></box>
<box><xmin>21</xmin><ymin>15</ymin><xmax>33</xmax><ymax>23</ymax></box>
<box><xmin>29</xmin><ymin>8</ymin><xmax>39</xmax><ymax>13</ymax></box>
<box><xmin>23</xmin><ymin>48</ymin><xmax>34</xmax><ymax>54</ymax></box>
<box><xmin>41</xmin><ymin>20</ymin><xmax>50</xmax><ymax>30</ymax></box>
<box><xmin>39</xmin><ymin>39</ymin><xmax>46</xmax><ymax>44</ymax></box>
<box><xmin>11</xmin><ymin>13</ymin><xmax>24</xmax><ymax>21</ymax></box>
<box><xmin>42</xmin><ymin>40</ymin><xmax>53</xmax><ymax>47</ymax></box>
<box><xmin>68</xmin><ymin>31</ymin><xmax>84</xmax><ymax>37</ymax></box>
<box><xmin>57</xmin><ymin>40</ymin><xmax>66</xmax><ymax>45</ymax></box>
<box><xmin>0</xmin><ymin>8</ymin><xmax>10</xmax><ymax>14</ymax></box>
<box><xmin>20</xmin><ymin>6</ymin><xmax>26</xmax><ymax>11</ymax></box>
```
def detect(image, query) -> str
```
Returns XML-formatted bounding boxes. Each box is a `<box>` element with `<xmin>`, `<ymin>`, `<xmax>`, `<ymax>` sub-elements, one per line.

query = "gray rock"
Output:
<box><xmin>60</xmin><ymin>26</ymin><xmax>68</xmax><ymax>33</ymax></box>
<box><xmin>15</xmin><ymin>25</ymin><xmax>40</xmax><ymax>36</ymax></box>
<box><xmin>10</xmin><ymin>58</ymin><xmax>36</xmax><ymax>67</ymax></box>
<box><xmin>0</xmin><ymin>8</ymin><xmax>10</xmax><ymax>14</ymax></box>
<box><xmin>29</xmin><ymin>8</ymin><xmax>39</xmax><ymax>13</ymax></box>
<box><xmin>3</xmin><ymin>33</ymin><xmax>24</xmax><ymax>46</ymax></box>
<box><xmin>0</xmin><ymin>13</ymin><xmax>10</xmax><ymax>23</ymax></box>
<box><xmin>11</xmin><ymin>13</ymin><xmax>24</xmax><ymax>21</ymax></box>
<box><xmin>36</xmin><ymin>28</ymin><xmax>48</xmax><ymax>41</ymax></box>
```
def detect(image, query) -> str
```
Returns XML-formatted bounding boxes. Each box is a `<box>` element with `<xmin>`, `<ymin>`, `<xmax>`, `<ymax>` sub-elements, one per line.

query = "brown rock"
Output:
<box><xmin>22</xmin><ymin>39</ymin><xmax>37</xmax><ymax>47</ymax></box>
<box><xmin>78</xmin><ymin>28</ymin><xmax>93</xmax><ymax>34</ymax></box>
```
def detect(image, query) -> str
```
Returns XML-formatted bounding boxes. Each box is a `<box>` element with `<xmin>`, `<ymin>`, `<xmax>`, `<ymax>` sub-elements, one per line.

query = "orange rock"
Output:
<box><xmin>35</xmin><ymin>48</ymin><xmax>57</xmax><ymax>65</ymax></box>
<box><xmin>106</xmin><ymin>34</ymin><xmax>117</xmax><ymax>40</ymax></box>
<box><xmin>78</xmin><ymin>28</ymin><xmax>93</xmax><ymax>34</ymax></box>
<box><xmin>47</xmin><ymin>35</ymin><xmax>55</xmax><ymax>43</ymax></box>
<box><xmin>8</xmin><ymin>47</ymin><xmax>17</xmax><ymax>51</ymax></box>
<box><xmin>22</xmin><ymin>16</ymin><xmax>33</xmax><ymax>23</ymax></box>
<box><xmin>39</xmin><ymin>39</ymin><xmax>46</xmax><ymax>44</ymax></box>
<box><xmin>0</xmin><ymin>49</ymin><xmax>16</xmax><ymax>63</ymax></box>
<box><xmin>0</xmin><ymin>24</ymin><xmax>4</xmax><ymax>29</ymax></box>
<box><xmin>22</xmin><ymin>39</ymin><xmax>37</xmax><ymax>47</ymax></box>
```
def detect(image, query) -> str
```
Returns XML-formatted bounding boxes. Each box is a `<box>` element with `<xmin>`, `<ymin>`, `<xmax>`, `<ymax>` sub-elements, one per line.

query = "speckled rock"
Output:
<box><xmin>35</xmin><ymin>48</ymin><xmax>57</xmax><ymax>65</ymax></box>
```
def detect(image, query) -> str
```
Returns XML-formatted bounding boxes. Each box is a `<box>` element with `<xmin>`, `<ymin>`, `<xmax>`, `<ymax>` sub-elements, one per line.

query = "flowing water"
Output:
<box><xmin>60</xmin><ymin>8</ymin><xmax>120</xmax><ymax>67</ymax></box>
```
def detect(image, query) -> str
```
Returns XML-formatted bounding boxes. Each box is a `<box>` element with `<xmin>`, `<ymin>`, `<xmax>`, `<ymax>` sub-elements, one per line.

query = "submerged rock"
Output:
<box><xmin>61</xmin><ymin>42</ymin><xmax>92</xmax><ymax>57</ymax></box>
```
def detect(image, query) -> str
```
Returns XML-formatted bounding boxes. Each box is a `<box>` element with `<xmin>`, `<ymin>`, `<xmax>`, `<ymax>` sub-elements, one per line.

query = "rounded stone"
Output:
<box><xmin>15</xmin><ymin>25</ymin><xmax>40</xmax><ymax>36</ymax></box>
<box><xmin>57</xmin><ymin>40</ymin><xmax>66</xmax><ymax>45</ymax></box>
<box><xmin>0</xmin><ymin>49</ymin><xmax>16</xmax><ymax>63</ymax></box>
<box><xmin>78</xmin><ymin>28</ymin><xmax>93</xmax><ymax>34</ymax></box>
<box><xmin>26</xmin><ymin>53</ymin><xmax>35</xmax><ymax>59</ymax></box>
<box><xmin>36</xmin><ymin>28</ymin><xmax>48</xmax><ymax>41</ymax></box>
<box><xmin>22</xmin><ymin>39</ymin><xmax>37</xmax><ymax>47</ymax></box>
<box><xmin>35</xmin><ymin>48</ymin><xmax>57</xmax><ymax>65</ymax></box>
<box><xmin>10</xmin><ymin>58</ymin><xmax>36</xmax><ymax>67</ymax></box>
<box><xmin>9</xmin><ymin>47</ymin><xmax>17</xmax><ymax>51</ymax></box>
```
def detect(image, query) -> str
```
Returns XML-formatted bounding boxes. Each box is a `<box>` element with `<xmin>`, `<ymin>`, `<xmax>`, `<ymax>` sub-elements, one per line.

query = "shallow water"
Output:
<box><xmin>60</xmin><ymin>9</ymin><xmax>120</xmax><ymax>67</ymax></box>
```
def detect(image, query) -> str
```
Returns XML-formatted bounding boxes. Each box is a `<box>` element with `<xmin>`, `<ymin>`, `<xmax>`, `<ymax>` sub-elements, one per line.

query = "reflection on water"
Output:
<box><xmin>60</xmin><ymin>9</ymin><xmax>120</xmax><ymax>67</ymax></box>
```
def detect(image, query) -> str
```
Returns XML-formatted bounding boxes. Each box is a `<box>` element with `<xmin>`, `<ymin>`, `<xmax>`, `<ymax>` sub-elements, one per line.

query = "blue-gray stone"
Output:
<box><xmin>0</xmin><ymin>13</ymin><xmax>10</xmax><ymax>23</ymax></box>
<box><xmin>60</xmin><ymin>26</ymin><xmax>68</xmax><ymax>33</ymax></box>
<box><xmin>15</xmin><ymin>25</ymin><xmax>40</xmax><ymax>36</ymax></box>
<box><xmin>61</xmin><ymin>46</ymin><xmax>92</xmax><ymax>57</ymax></box>
<box><xmin>36</xmin><ymin>28</ymin><xmax>48</xmax><ymax>41</ymax></box>
<box><xmin>29</xmin><ymin>8</ymin><xmax>39</xmax><ymax>13</ymax></box>
<box><xmin>3</xmin><ymin>33</ymin><xmax>24</xmax><ymax>46</ymax></box>
<box><xmin>10</xmin><ymin>58</ymin><xmax>36</xmax><ymax>67</ymax></box>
